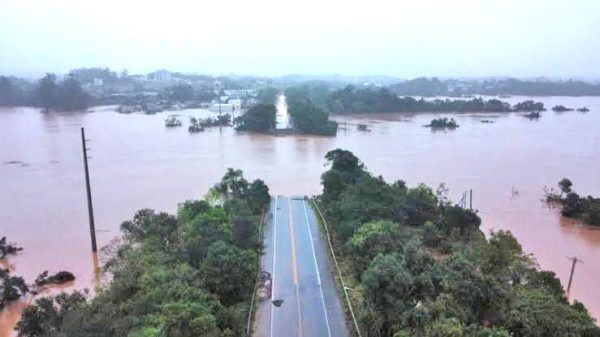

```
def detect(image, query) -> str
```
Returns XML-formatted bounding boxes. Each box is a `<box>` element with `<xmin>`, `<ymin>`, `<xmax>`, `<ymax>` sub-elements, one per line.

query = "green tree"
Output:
<box><xmin>234</xmin><ymin>104</ymin><xmax>276</xmax><ymax>132</ymax></box>
<box><xmin>347</xmin><ymin>220</ymin><xmax>409</xmax><ymax>272</ymax></box>
<box><xmin>1</xmin><ymin>268</ymin><xmax>28</xmax><ymax>310</ymax></box>
<box><xmin>256</xmin><ymin>86</ymin><xmax>279</xmax><ymax>104</ymax></box>
<box><xmin>16</xmin><ymin>292</ymin><xmax>87</xmax><ymax>336</ymax></box>
<box><xmin>288</xmin><ymin>99</ymin><xmax>338</xmax><ymax>135</ymax></box>
<box><xmin>0</xmin><ymin>76</ymin><xmax>12</xmax><ymax>105</ymax></box>
<box><xmin>60</xmin><ymin>74</ymin><xmax>88</xmax><ymax>111</ymax></box>
<box><xmin>558</xmin><ymin>178</ymin><xmax>573</xmax><ymax>195</ymax></box>
<box><xmin>37</xmin><ymin>73</ymin><xmax>59</xmax><ymax>111</ymax></box>
<box><xmin>362</xmin><ymin>253</ymin><xmax>414</xmax><ymax>336</ymax></box>
<box><xmin>202</xmin><ymin>241</ymin><xmax>257</xmax><ymax>305</ymax></box>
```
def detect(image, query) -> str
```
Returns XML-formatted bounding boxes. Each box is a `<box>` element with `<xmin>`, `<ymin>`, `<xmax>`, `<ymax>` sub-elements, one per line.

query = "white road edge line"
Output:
<box><xmin>302</xmin><ymin>199</ymin><xmax>333</xmax><ymax>337</ymax></box>
<box><xmin>312</xmin><ymin>199</ymin><xmax>363</xmax><ymax>337</ymax></box>
<box><xmin>269</xmin><ymin>196</ymin><xmax>278</xmax><ymax>337</ymax></box>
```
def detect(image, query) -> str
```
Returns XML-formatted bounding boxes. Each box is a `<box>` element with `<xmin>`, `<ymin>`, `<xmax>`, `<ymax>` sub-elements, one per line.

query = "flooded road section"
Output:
<box><xmin>1</xmin><ymin>96</ymin><xmax>599</xmax><ymax>335</ymax></box>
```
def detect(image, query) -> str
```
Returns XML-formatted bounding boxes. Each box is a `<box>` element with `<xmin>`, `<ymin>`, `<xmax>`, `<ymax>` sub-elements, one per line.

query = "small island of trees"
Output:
<box><xmin>286</xmin><ymin>86</ymin><xmax>338</xmax><ymax>136</ymax></box>
<box><xmin>235</xmin><ymin>90</ymin><xmax>338</xmax><ymax>136</ymax></box>
<box><xmin>546</xmin><ymin>178</ymin><xmax>600</xmax><ymax>226</ymax></box>
<box><xmin>425</xmin><ymin>117</ymin><xmax>459</xmax><ymax>129</ymax></box>
<box><xmin>552</xmin><ymin>105</ymin><xmax>574</xmax><ymax>112</ymax></box>
<box><xmin>234</xmin><ymin>103</ymin><xmax>277</xmax><ymax>132</ymax></box>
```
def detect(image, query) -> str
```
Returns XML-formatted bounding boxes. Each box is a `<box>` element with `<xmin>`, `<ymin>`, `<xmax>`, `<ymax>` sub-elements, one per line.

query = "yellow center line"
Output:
<box><xmin>289</xmin><ymin>199</ymin><xmax>299</xmax><ymax>285</ymax></box>
<box><xmin>288</xmin><ymin>198</ymin><xmax>303</xmax><ymax>337</ymax></box>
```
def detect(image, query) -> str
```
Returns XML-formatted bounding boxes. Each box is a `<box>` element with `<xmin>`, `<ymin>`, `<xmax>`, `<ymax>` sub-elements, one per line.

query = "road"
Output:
<box><xmin>254</xmin><ymin>196</ymin><xmax>349</xmax><ymax>337</ymax></box>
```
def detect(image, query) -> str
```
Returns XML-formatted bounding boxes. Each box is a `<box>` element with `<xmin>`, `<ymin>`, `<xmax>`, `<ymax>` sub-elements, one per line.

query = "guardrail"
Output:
<box><xmin>311</xmin><ymin>199</ymin><xmax>363</xmax><ymax>337</ymax></box>
<box><xmin>246</xmin><ymin>210</ymin><xmax>267</xmax><ymax>337</ymax></box>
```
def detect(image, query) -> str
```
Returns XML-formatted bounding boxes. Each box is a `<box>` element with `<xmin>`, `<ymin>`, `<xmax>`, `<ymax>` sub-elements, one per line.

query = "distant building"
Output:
<box><xmin>153</xmin><ymin>70</ymin><xmax>171</xmax><ymax>82</ymax></box>
<box><xmin>93</xmin><ymin>78</ymin><xmax>104</xmax><ymax>86</ymax></box>
<box><xmin>224</xmin><ymin>89</ymin><xmax>256</xmax><ymax>99</ymax></box>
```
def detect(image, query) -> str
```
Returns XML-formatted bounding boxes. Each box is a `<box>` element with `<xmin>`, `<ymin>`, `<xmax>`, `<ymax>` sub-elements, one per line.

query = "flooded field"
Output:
<box><xmin>1</xmin><ymin>96</ymin><xmax>599</xmax><ymax>335</ymax></box>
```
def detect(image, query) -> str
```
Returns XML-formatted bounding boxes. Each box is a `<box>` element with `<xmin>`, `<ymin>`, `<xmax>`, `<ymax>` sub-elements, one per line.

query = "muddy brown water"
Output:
<box><xmin>1</xmin><ymin>97</ymin><xmax>599</xmax><ymax>335</ymax></box>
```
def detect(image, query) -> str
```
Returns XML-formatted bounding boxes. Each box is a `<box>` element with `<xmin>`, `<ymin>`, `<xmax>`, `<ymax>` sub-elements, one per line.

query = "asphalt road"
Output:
<box><xmin>254</xmin><ymin>196</ymin><xmax>348</xmax><ymax>337</ymax></box>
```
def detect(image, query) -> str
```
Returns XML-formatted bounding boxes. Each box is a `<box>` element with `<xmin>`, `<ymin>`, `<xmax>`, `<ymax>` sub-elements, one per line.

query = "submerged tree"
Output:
<box><xmin>0</xmin><ymin>76</ymin><xmax>13</xmax><ymax>105</ymax></box>
<box><xmin>37</xmin><ymin>73</ymin><xmax>59</xmax><ymax>112</ymax></box>
<box><xmin>234</xmin><ymin>103</ymin><xmax>276</xmax><ymax>132</ymax></box>
<box><xmin>0</xmin><ymin>268</ymin><xmax>28</xmax><ymax>310</ymax></box>
<box><xmin>60</xmin><ymin>74</ymin><xmax>88</xmax><ymax>111</ymax></box>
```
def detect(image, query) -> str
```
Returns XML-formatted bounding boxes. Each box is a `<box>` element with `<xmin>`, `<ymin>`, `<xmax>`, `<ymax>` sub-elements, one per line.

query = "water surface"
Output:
<box><xmin>1</xmin><ymin>97</ymin><xmax>599</xmax><ymax>335</ymax></box>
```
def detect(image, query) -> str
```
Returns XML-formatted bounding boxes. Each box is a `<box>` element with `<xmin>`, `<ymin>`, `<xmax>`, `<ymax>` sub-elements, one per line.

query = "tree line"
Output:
<box><xmin>14</xmin><ymin>169</ymin><xmax>270</xmax><ymax>337</ymax></box>
<box><xmin>317</xmin><ymin>149</ymin><xmax>599</xmax><ymax>337</ymax></box>
<box><xmin>326</xmin><ymin>85</ymin><xmax>545</xmax><ymax>114</ymax></box>
<box><xmin>0</xmin><ymin>73</ymin><xmax>89</xmax><ymax>111</ymax></box>
<box><xmin>389</xmin><ymin>77</ymin><xmax>600</xmax><ymax>97</ymax></box>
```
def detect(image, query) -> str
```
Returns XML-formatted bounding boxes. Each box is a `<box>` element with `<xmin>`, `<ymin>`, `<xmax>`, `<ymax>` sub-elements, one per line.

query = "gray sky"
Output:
<box><xmin>1</xmin><ymin>0</ymin><xmax>599</xmax><ymax>78</ymax></box>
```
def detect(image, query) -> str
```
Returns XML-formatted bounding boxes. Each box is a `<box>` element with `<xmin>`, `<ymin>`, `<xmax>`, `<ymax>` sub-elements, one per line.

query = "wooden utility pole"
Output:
<box><xmin>566</xmin><ymin>256</ymin><xmax>583</xmax><ymax>299</ymax></box>
<box><xmin>469</xmin><ymin>189</ymin><xmax>473</xmax><ymax>210</ymax></box>
<box><xmin>81</xmin><ymin>127</ymin><xmax>97</xmax><ymax>253</ymax></box>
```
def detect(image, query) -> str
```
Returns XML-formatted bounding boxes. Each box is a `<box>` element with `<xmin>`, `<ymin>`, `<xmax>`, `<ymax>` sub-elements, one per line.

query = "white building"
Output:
<box><xmin>153</xmin><ymin>70</ymin><xmax>172</xmax><ymax>82</ymax></box>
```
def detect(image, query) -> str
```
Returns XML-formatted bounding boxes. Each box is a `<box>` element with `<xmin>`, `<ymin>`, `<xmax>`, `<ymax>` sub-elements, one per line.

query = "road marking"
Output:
<box><xmin>302</xmin><ymin>199</ymin><xmax>333</xmax><ymax>337</ymax></box>
<box><xmin>289</xmin><ymin>199</ymin><xmax>299</xmax><ymax>286</ymax></box>
<box><xmin>270</xmin><ymin>196</ymin><xmax>278</xmax><ymax>337</ymax></box>
<box><xmin>289</xmin><ymin>198</ymin><xmax>304</xmax><ymax>337</ymax></box>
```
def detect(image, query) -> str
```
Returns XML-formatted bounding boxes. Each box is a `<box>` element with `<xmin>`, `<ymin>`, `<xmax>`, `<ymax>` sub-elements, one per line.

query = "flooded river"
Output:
<box><xmin>1</xmin><ymin>97</ymin><xmax>599</xmax><ymax>335</ymax></box>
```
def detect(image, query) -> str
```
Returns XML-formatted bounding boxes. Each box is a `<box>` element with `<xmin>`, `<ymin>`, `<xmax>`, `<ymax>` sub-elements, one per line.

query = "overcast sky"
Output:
<box><xmin>1</xmin><ymin>0</ymin><xmax>599</xmax><ymax>78</ymax></box>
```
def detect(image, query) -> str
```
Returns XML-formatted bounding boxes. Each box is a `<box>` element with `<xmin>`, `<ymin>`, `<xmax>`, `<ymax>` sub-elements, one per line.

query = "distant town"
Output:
<box><xmin>2</xmin><ymin>68</ymin><xmax>600</xmax><ymax>115</ymax></box>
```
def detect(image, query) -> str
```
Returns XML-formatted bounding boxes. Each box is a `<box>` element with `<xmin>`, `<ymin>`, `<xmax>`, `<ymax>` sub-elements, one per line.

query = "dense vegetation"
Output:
<box><xmin>15</xmin><ymin>169</ymin><xmax>270</xmax><ymax>337</ymax></box>
<box><xmin>0</xmin><ymin>75</ymin><xmax>36</xmax><ymax>106</ymax></box>
<box><xmin>425</xmin><ymin>118</ymin><xmax>459</xmax><ymax>129</ymax></box>
<box><xmin>0</xmin><ymin>268</ymin><xmax>28</xmax><ymax>310</ymax></box>
<box><xmin>286</xmin><ymin>86</ymin><xmax>338</xmax><ymax>136</ymax></box>
<box><xmin>317</xmin><ymin>149</ymin><xmax>599</xmax><ymax>337</ymax></box>
<box><xmin>0</xmin><ymin>73</ymin><xmax>89</xmax><ymax>111</ymax></box>
<box><xmin>256</xmin><ymin>86</ymin><xmax>279</xmax><ymax>104</ymax></box>
<box><xmin>546</xmin><ymin>178</ymin><xmax>600</xmax><ymax>226</ymax></box>
<box><xmin>234</xmin><ymin>103</ymin><xmax>276</xmax><ymax>132</ymax></box>
<box><xmin>389</xmin><ymin>77</ymin><xmax>600</xmax><ymax>96</ymax></box>
<box><xmin>1</xmin><ymin>238</ymin><xmax>27</xmax><ymax>310</ymax></box>
<box><xmin>326</xmin><ymin>86</ymin><xmax>543</xmax><ymax>114</ymax></box>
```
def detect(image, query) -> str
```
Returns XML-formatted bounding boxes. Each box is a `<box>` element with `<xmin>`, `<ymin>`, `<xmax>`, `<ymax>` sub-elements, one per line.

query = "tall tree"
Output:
<box><xmin>60</xmin><ymin>74</ymin><xmax>88</xmax><ymax>111</ymax></box>
<box><xmin>234</xmin><ymin>104</ymin><xmax>276</xmax><ymax>132</ymax></box>
<box><xmin>37</xmin><ymin>73</ymin><xmax>59</xmax><ymax>112</ymax></box>
<box><xmin>0</xmin><ymin>76</ymin><xmax>12</xmax><ymax>105</ymax></box>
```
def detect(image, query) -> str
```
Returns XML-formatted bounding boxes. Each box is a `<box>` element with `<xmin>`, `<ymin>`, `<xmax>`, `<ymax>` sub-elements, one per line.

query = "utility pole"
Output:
<box><xmin>566</xmin><ymin>256</ymin><xmax>583</xmax><ymax>299</ymax></box>
<box><xmin>469</xmin><ymin>189</ymin><xmax>473</xmax><ymax>210</ymax></box>
<box><xmin>81</xmin><ymin>127</ymin><xmax>97</xmax><ymax>253</ymax></box>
